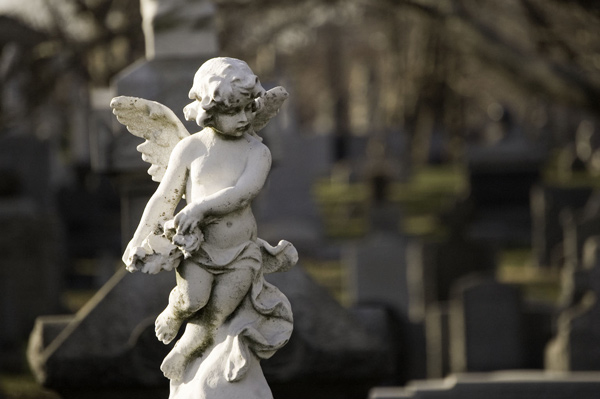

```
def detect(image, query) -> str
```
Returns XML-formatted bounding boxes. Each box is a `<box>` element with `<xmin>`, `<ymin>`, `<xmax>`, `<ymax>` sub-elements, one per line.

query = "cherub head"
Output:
<box><xmin>183</xmin><ymin>57</ymin><xmax>265</xmax><ymax>137</ymax></box>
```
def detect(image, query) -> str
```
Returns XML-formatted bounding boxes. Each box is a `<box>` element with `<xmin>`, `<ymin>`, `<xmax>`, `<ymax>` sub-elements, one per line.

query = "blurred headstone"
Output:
<box><xmin>345</xmin><ymin>233</ymin><xmax>426</xmax><ymax>381</ymax></box>
<box><xmin>521</xmin><ymin>301</ymin><xmax>554</xmax><ymax>369</ymax></box>
<box><xmin>449</xmin><ymin>276</ymin><xmax>525</xmax><ymax>372</ymax></box>
<box><xmin>346</xmin><ymin>233</ymin><xmax>409</xmax><ymax>315</ymax></box>
<box><xmin>56</xmin><ymin>170</ymin><xmax>122</xmax><ymax>287</ymax></box>
<box><xmin>0</xmin><ymin>136</ymin><xmax>64</xmax><ymax>371</ymax></box>
<box><xmin>466</xmin><ymin>121</ymin><xmax>545</xmax><ymax>245</ymax></box>
<box><xmin>0</xmin><ymin>135</ymin><xmax>54</xmax><ymax>208</ymax></box>
<box><xmin>406</xmin><ymin>237</ymin><xmax>496</xmax><ymax>322</ymax></box>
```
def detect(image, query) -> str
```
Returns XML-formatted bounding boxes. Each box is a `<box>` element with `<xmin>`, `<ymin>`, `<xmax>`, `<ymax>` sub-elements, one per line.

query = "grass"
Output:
<box><xmin>496</xmin><ymin>248</ymin><xmax>561</xmax><ymax>304</ymax></box>
<box><xmin>313</xmin><ymin>165</ymin><xmax>469</xmax><ymax>238</ymax></box>
<box><xmin>312</xmin><ymin>180</ymin><xmax>371</xmax><ymax>238</ymax></box>
<box><xmin>302</xmin><ymin>259</ymin><xmax>350</xmax><ymax>306</ymax></box>
<box><xmin>388</xmin><ymin>165</ymin><xmax>468</xmax><ymax>237</ymax></box>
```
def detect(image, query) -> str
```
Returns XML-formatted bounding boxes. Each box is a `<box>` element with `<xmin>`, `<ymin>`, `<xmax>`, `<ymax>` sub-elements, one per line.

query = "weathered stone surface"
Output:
<box><xmin>27</xmin><ymin>268</ymin><xmax>174</xmax><ymax>391</ymax></box>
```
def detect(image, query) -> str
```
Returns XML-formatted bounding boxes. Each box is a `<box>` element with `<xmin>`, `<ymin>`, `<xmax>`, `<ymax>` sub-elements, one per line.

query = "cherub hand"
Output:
<box><xmin>173</xmin><ymin>204</ymin><xmax>204</xmax><ymax>235</ymax></box>
<box><xmin>166</xmin><ymin>209</ymin><xmax>204</xmax><ymax>258</ymax></box>
<box><xmin>125</xmin><ymin>246</ymin><xmax>150</xmax><ymax>273</ymax></box>
<box><xmin>129</xmin><ymin>250</ymin><xmax>175</xmax><ymax>274</ymax></box>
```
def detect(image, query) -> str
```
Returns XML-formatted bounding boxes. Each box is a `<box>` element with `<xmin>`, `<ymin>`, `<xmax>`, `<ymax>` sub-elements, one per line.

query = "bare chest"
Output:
<box><xmin>188</xmin><ymin>139</ymin><xmax>249</xmax><ymax>195</ymax></box>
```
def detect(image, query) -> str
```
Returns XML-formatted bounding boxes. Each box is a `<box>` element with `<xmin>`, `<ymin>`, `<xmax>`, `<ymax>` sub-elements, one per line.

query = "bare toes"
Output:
<box><xmin>155</xmin><ymin>310</ymin><xmax>182</xmax><ymax>345</ymax></box>
<box><xmin>161</xmin><ymin>352</ymin><xmax>188</xmax><ymax>381</ymax></box>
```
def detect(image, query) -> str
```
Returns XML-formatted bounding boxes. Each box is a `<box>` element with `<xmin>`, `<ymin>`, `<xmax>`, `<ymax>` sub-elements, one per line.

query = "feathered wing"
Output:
<box><xmin>110</xmin><ymin>96</ymin><xmax>191</xmax><ymax>182</ymax></box>
<box><xmin>252</xmin><ymin>86</ymin><xmax>289</xmax><ymax>133</ymax></box>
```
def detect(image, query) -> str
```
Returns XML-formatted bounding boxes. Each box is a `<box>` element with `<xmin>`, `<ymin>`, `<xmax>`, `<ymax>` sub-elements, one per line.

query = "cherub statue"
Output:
<box><xmin>111</xmin><ymin>57</ymin><xmax>296</xmax><ymax>398</ymax></box>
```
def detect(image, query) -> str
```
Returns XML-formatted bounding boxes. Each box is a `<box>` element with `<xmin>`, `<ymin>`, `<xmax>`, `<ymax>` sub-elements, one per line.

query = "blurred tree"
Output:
<box><xmin>0</xmin><ymin>0</ymin><xmax>144</xmax><ymax>164</ymax></box>
<box><xmin>3</xmin><ymin>0</ymin><xmax>600</xmax><ymax>166</ymax></box>
<box><xmin>216</xmin><ymin>0</ymin><xmax>600</xmax><ymax>165</ymax></box>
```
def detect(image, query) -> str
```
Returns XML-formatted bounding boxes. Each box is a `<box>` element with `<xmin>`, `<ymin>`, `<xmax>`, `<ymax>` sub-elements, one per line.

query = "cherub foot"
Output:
<box><xmin>161</xmin><ymin>349</ymin><xmax>189</xmax><ymax>382</ymax></box>
<box><xmin>155</xmin><ymin>307</ymin><xmax>183</xmax><ymax>344</ymax></box>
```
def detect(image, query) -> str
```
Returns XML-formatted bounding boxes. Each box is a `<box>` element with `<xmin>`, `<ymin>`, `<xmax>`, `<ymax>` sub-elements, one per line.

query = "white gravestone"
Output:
<box><xmin>111</xmin><ymin>57</ymin><xmax>297</xmax><ymax>399</ymax></box>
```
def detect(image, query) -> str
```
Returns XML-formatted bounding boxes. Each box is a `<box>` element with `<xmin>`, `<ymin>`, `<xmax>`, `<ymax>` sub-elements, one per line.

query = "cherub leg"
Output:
<box><xmin>155</xmin><ymin>259</ymin><xmax>213</xmax><ymax>344</ymax></box>
<box><xmin>161</xmin><ymin>264</ymin><xmax>255</xmax><ymax>381</ymax></box>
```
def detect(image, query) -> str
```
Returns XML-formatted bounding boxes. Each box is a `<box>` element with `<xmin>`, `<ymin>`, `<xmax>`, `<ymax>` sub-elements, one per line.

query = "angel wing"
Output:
<box><xmin>252</xmin><ymin>86</ymin><xmax>289</xmax><ymax>133</ymax></box>
<box><xmin>110</xmin><ymin>96</ymin><xmax>190</xmax><ymax>182</ymax></box>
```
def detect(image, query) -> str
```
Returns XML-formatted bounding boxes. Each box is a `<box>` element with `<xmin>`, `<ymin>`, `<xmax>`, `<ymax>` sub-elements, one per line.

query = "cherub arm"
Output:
<box><xmin>123</xmin><ymin>139</ymin><xmax>190</xmax><ymax>267</ymax></box>
<box><xmin>174</xmin><ymin>144</ymin><xmax>272</xmax><ymax>234</ymax></box>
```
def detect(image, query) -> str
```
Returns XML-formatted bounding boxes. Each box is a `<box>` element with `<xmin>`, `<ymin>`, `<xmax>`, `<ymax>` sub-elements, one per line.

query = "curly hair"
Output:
<box><xmin>185</xmin><ymin>57</ymin><xmax>265</xmax><ymax>128</ymax></box>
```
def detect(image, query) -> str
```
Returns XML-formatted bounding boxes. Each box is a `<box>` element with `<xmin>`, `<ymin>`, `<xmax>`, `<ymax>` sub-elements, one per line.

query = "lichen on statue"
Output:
<box><xmin>111</xmin><ymin>57</ymin><xmax>296</xmax><ymax>399</ymax></box>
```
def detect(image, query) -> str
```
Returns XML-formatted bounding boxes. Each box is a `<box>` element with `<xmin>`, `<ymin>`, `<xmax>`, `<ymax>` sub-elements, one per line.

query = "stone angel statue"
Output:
<box><xmin>111</xmin><ymin>57</ymin><xmax>297</xmax><ymax>399</ymax></box>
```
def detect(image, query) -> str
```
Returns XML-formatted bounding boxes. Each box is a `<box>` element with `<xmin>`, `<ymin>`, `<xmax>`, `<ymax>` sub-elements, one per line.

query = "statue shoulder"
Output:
<box><xmin>171</xmin><ymin>128</ymin><xmax>210</xmax><ymax>162</ymax></box>
<box><xmin>247</xmin><ymin>135</ymin><xmax>272</xmax><ymax>163</ymax></box>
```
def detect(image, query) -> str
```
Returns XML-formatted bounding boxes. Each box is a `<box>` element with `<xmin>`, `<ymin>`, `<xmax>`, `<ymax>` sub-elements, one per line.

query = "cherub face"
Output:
<box><xmin>212</xmin><ymin>99</ymin><xmax>257</xmax><ymax>138</ymax></box>
<box><xmin>184</xmin><ymin>96</ymin><xmax>258</xmax><ymax>138</ymax></box>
